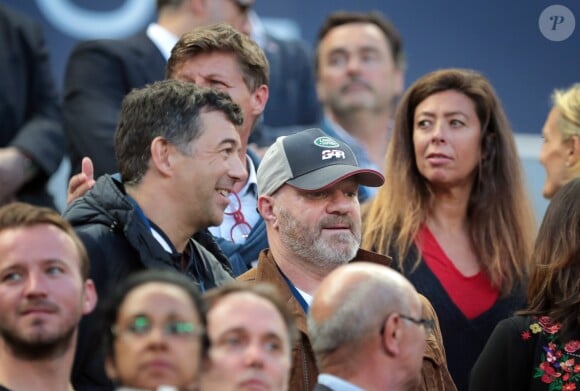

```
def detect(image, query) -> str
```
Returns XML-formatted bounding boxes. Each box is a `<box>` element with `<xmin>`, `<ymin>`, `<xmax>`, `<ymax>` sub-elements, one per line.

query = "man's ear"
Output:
<box><xmin>150</xmin><ymin>136</ymin><xmax>175</xmax><ymax>177</ymax></box>
<box><xmin>82</xmin><ymin>279</ymin><xmax>98</xmax><ymax>315</ymax></box>
<box><xmin>257</xmin><ymin>195</ymin><xmax>277</xmax><ymax>225</ymax></box>
<box><xmin>381</xmin><ymin>314</ymin><xmax>402</xmax><ymax>356</ymax></box>
<box><xmin>250</xmin><ymin>85</ymin><xmax>269</xmax><ymax>117</ymax></box>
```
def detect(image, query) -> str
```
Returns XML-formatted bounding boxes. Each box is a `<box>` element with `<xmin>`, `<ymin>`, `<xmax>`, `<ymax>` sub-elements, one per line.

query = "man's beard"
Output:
<box><xmin>0</xmin><ymin>317</ymin><xmax>76</xmax><ymax>361</ymax></box>
<box><xmin>277</xmin><ymin>207</ymin><xmax>360</xmax><ymax>271</ymax></box>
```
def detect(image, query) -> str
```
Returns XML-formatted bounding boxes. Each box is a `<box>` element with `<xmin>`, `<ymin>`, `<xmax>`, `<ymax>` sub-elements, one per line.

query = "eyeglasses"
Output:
<box><xmin>399</xmin><ymin>314</ymin><xmax>435</xmax><ymax>334</ymax></box>
<box><xmin>225</xmin><ymin>192</ymin><xmax>252</xmax><ymax>243</ymax></box>
<box><xmin>113</xmin><ymin>315</ymin><xmax>204</xmax><ymax>339</ymax></box>
<box><xmin>380</xmin><ymin>313</ymin><xmax>435</xmax><ymax>335</ymax></box>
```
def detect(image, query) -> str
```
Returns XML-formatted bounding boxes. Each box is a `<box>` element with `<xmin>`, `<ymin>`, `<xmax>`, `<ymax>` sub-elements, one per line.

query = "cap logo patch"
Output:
<box><xmin>314</xmin><ymin>136</ymin><xmax>340</xmax><ymax>148</ymax></box>
<box><xmin>322</xmin><ymin>150</ymin><xmax>346</xmax><ymax>160</ymax></box>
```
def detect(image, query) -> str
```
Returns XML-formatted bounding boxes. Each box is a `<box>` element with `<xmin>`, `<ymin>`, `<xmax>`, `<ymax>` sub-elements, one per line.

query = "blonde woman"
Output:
<box><xmin>540</xmin><ymin>83</ymin><xmax>580</xmax><ymax>198</ymax></box>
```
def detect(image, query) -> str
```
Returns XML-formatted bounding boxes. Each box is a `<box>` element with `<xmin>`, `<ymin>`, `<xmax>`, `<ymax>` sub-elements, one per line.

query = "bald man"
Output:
<box><xmin>308</xmin><ymin>263</ymin><xmax>435</xmax><ymax>391</ymax></box>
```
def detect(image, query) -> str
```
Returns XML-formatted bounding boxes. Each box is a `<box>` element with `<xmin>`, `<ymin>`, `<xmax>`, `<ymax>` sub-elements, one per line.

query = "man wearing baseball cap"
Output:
<box><xmin>239</xmin><ymin>128</ymin><xmax>456</xmax><ymax>391</ymax></box>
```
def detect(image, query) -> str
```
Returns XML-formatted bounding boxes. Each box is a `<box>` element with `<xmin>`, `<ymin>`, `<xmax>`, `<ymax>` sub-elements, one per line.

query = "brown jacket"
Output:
<box><xmin>238</xmin><ymin>248</ymin><xmax>457</xmax><ymax>391</ymax></box>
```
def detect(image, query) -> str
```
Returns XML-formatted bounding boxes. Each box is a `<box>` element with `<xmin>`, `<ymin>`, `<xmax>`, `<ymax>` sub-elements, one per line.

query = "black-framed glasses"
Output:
<box><xmin>399</xmin><ymin>314</ymin><xmax>435</xmax><ymax>334</ymax></box>
<box><xmin>225</xmin><ymin>192</ymin><xmax>252</xmax><ymax>243</ymax></box>
<box><xmin>380</xmin><ymin>313</ymin><xmax>435</xmax><ymax>335</ymax></box>
<box><xmin>112</xmin><ymin>315</ymin><xmax>205</xmax><ymax>339</ymax></box>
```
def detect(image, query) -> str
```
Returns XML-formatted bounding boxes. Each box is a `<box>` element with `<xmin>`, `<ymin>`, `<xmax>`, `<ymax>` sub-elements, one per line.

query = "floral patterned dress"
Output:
<box><xmin>469</xmin><ymin>315</ymin><xmax>580</xmax><ymax>391</ymax></box>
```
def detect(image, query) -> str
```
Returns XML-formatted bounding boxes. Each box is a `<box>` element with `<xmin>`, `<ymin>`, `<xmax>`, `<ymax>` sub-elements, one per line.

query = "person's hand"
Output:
<box><xmin>0</xmin><ymin>147</ymin><xmax>37</xmax><ymax>205</ymax></box>
<box><xmin>66</xmin><ymin>157</ymin><xmax>95</xmax><ymax>205</ymax></box>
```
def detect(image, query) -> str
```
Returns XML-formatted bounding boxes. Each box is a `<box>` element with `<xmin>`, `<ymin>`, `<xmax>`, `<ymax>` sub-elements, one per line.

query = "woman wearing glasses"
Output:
<box><xmin>470</xmin><ymin>177</ymin><xmax>580</xmax><ymax>391</ymax></box>
<box><xmin>101</xmin><ymin>269</ymin><xmax>206</xmax><ymax>391</ymax></box>
<box><xmin>362</xmin><ymin>69</ymin><xmax>536</xmax><ymax>390</ymax></box>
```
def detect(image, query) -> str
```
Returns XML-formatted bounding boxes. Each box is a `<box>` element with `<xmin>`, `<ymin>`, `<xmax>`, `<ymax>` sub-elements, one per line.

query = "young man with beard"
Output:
<box><xmin>238</xmin><ymin>128</ymin><xmax>456</xmax><ymax>391</ymax></box>
<box><xmin>0</xmin><ymin>202</ymin><xmax>97</xmax><ymax>391</ymax></box>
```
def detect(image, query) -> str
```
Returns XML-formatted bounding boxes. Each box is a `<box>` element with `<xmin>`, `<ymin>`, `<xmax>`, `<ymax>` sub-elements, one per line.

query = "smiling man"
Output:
<box><xmin>0</xmin><ymin>202</ymin><xmax>97</xmax><ymax>391</ymax></box>
<box><xmin>68</xmin><ymin>23</ymin><xmax>271</xmax><ymax>277</ymax></box>
<box><xmin>63</xmin><ymin>79</ymin><xmax>246</xmax><ymax>390</ymax></box>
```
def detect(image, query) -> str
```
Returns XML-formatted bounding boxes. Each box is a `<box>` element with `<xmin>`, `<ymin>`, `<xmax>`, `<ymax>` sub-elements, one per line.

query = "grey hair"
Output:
<box><xmin>308</xmin><ymin>274</ymin><xmax>412</xmax><ymax>357</ymax></box>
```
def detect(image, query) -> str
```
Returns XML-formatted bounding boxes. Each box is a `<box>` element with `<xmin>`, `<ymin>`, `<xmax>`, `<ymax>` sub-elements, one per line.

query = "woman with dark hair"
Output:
<box><xmin>470</xmin><ymin>177</ymin><xmax>580</xmax><ymax>390</ymax></box>
<box><xmin>362</xmin><ymin>68</ymin><xmax>536</xmax><ymax>390</ymax></box>
<box><xmin>101</xmin><ymin>269</ymin><xmax>206</xmax><ymax>391</ymax></box>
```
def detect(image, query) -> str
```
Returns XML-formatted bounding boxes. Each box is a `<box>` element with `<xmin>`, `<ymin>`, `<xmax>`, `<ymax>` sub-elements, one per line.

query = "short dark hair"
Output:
<box><xmin>101</xmin><ymin>269</ymin><xmax>207</xmax><ymax>360</ymax></box>
<box><xmin>0</xmin><ymin>202</ymin><xmax>89</xmax><ymax>280</ymax></box>
<box><xmin>114</xmin><ymin>79</ymin><xmax>243</xmax><ymax>185</ymax></box>
<box><xmin>167</xmin><ymin>23</ymin><xmax>269</xmax><ymax>92</ymax></box>
<box><xmin>315</xmin><ymin>10</ymin><xmax>405</xmax><ymax>72</ymax></box>
<box><xmin>204</xmin><ymin>281</ymin><xmax>298</xmax><ymax>346</ymax></box>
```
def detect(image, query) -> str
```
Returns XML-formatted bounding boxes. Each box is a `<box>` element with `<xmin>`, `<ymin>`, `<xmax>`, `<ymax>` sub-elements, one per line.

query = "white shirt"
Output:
<box><xmin>146</xmin><ymin>23</ymin><xmax>178</xmax><ymax>61</ymax></box>
<box><xmin>295</xmin><ymin>286</ymin><xmax>313</xmax><ymax>306</ymax></box>
<box><xmin>318</xmin><ymin>374</ymin><xmax>366</xmax><ymax>391</ymax></box>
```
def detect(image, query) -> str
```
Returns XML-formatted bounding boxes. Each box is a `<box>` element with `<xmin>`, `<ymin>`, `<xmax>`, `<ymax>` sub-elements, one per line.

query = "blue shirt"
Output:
<box><xmin>318</xmin><ymin>374</ymin><xmax>365</xmax><ymax>391</ymax></box>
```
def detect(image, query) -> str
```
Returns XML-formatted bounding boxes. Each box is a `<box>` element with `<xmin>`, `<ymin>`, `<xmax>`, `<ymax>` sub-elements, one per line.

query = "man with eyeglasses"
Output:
<box><xmin>308</xmin><ymin>262</ymin><xmax>433</xmax><ymax>391</ymax></box>
<box><xmin>238</xmin><ymin>128</ymin><xmax>456</xmax><ymax>391</ymax></box>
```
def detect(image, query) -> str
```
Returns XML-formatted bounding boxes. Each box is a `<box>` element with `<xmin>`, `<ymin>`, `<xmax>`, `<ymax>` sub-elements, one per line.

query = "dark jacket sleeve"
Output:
<box><xmin>469</xmin><ymin>317</ymin><xmax>534</xmax><ymax>391</ymax></box>
<box><xmin>8</xmin><ymin>16</ymin><xmax>63</xmax><ymax>176</ymax></box>
<box><xmin>62</xmin><ymin>41</ymin><xmax>130</xmax><ymax>177</ymax></box>
<box><xmin>0</xmin><ymin>5</ymin><xmax>63</xmax><ymax>196</ymax></box>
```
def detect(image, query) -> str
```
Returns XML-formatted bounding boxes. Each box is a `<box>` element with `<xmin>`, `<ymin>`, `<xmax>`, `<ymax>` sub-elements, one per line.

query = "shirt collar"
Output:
<box><xmin>239</xmin><ymin>154</ymin><xmax>258</xmax><ymax>197</ymax></box>
<box><xmin>323</xmin><ymin>116</ymin><xmax>360</xmax><ymax>149</ymax></box>
<box><xmin>318</xmin><ymin>374</ymin><xmax>365</xmax><ymax>391</ymax></box>
<box><xmin>146</xmin><ymin>23</ymin><xmax>179</xmax><ymax>61</ymax></box>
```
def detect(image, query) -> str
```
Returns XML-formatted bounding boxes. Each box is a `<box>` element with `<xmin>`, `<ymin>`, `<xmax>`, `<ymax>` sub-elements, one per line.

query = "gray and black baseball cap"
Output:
<box><xmin>257</xmin><ymin>128</ymin><xmax>384</xmax><ymax>196</ymax></box>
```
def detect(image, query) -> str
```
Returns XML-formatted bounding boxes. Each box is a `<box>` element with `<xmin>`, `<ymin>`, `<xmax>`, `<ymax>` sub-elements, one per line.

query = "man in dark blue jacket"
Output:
<box><xmin>65</xmin><ymin>80</ymin><xmax>246</xmax><ymax>390</ymax></box>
